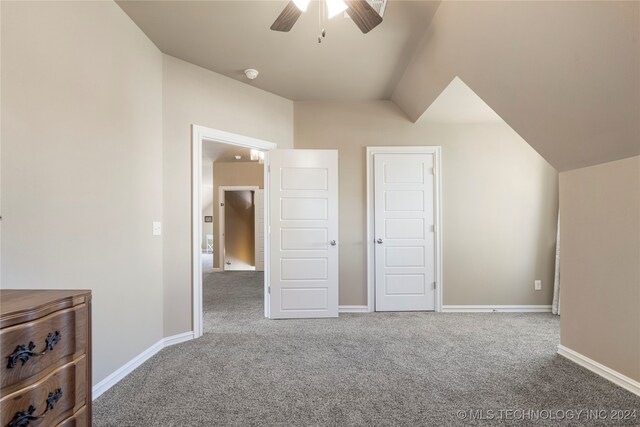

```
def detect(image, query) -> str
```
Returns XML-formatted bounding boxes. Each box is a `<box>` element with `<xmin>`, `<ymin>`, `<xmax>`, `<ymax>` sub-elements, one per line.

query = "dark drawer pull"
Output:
<box><xmin>8</xmin><ymin>388</ymin><xmax>63</xmax><ymax>427</ymax></box>
<box><xmin>6</xmin><ymin>331</ymin><xmax>62</xmax><ymax>369</ymax></box>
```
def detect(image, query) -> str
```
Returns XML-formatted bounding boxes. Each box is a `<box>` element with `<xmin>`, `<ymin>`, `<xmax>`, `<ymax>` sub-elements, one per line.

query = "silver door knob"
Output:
<box><xmin>376</xmin><ymin>238</ymin><xmax>383</xmax><ymax>244</ymax></box>
<box><xmin>330</xmin><ymin>240</ymin><xmax>337</xmax><ymax>246</ymax></box>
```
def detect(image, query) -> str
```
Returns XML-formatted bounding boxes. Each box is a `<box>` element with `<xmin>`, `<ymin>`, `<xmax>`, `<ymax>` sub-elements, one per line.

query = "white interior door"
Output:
<box><xmin>254</xmin><ymin>189</ymin><xmax>265</xmax><ymax>272</ymax></box>
<box><xmin>374</xmin><ymin>153</ymin><xmax>436</xmax><ymax>311</ymax></box>
<box><xmin>268</xmin><ymin>149</ymin><xmax>339</xmax><ymax>319</ymax></box>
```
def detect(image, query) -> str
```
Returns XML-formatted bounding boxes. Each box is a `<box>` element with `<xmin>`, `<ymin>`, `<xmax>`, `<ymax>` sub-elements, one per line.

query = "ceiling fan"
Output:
<box><xmin>271</xmin><ymin>0</ymin><xmax>383</xmax><ymax>34</ymax></box>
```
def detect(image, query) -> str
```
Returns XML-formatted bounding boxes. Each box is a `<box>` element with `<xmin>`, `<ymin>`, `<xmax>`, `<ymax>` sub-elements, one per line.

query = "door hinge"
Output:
<box><xmin>433</xmin><ymin>282</ymin><xmax>437</xmax><ymax>289</ymax></box>
<box><xmin>268</xmin><ymin>286</ymin><xmax>271</xmax><ymax>294</ymax></box>
<box><xmin>267</xmin><ymin>165</ymin><xmax>271</xmax><ymax>173</ymax></box>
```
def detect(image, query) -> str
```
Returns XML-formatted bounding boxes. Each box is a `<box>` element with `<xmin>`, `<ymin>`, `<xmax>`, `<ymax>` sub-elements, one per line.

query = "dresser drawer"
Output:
<box><xmin>57</xmin><ymin>406</ymin><xmax>88</xmax><ymax>427</ymax></box>
<box><xmin>1</xmin><ymin>305</ymin><xmax>88</xmax><ymax>393</ymax></box>
<box><xmin>1</xmin><ymin>356</ymin><xmax>86</xmax><ymax>427</ymax></box>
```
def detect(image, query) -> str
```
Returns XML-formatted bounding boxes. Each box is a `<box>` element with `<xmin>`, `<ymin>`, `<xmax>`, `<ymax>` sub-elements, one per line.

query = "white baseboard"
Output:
<box><xmin>339</xmin><ymin>305</ymin><xmax>370</xmax><ymax>313</ymax></box>
<box><xmin>557</xmin><ymin>344</ymin><xmax>640</xmax><ymax>397</ymax></box>
<box><xmin>160</xmin><ymin>331</ymin><xmax>194</xmax><ymax>347</ymax></box>
<box><xmin>441</xmin><ymin>305</ymin><xmax>552</xmax><ymax>313</ymax></box>
<box><xmin>92</xmin><ymin>331</ymin><xmax>194</xmax><ymax>400</ymax></box>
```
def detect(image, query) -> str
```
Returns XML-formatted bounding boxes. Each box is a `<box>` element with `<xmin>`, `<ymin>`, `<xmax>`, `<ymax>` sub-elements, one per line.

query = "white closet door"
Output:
<box><xmin>268</xmin><ymin>149</ymin><xmax>339</xmax><ymax>319</ymax></box>
<box><xmin>374</xmin><ymin>153</ymin><xmax>436</xmax><ymax>311</ymax></box>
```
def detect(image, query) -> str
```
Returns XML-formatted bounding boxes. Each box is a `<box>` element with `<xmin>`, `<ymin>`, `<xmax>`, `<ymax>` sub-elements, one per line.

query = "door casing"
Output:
<box><xmin>254</xmin><ymin>189</ymin><xmax>265</xmax><ymax>272</ymax></box>
<box><xmin>366</xmin><ymin>146</ymin><xmax>443</xmax><ymax>312</ymax></box>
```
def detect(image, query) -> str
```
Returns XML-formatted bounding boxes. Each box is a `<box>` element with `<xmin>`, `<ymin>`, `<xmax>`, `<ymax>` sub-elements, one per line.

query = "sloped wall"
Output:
<box><xmin>392</xmin><ymin>1</ymin><xmax>640</xmax><ymax>171</ymax></box>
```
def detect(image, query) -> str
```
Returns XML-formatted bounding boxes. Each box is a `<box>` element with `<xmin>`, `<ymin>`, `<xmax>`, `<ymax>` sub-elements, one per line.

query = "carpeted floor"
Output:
<box><xmin>94</xmin><ymin>271</ymin><xmax>640</xmax><ymax>426</ymax></box>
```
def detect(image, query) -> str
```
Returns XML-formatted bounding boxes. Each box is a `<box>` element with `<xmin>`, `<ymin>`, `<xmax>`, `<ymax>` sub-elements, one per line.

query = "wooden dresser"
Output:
<box><xmin>1</xmin><ymin>290</ymin><xmax>91</xmax><ymax>427</ymax></box>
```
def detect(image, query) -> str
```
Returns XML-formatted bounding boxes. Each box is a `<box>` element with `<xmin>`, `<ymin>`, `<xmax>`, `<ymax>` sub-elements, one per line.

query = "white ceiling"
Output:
<box><xmin>420</xmin><ymin>77</ymin><xmax>503</xmax><ymax>124</ymax></box>
<box><xmin>117</xmin><ymin>0</ymin><xmax>440</xmax><ymax>100</ymax></box>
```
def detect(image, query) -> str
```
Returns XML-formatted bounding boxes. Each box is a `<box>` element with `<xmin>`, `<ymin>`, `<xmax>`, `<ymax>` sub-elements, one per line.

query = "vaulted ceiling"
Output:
<box><xmin>117</xmin><ymin>0</ymin><xmax>440</xmax><ymax>100</ymax></box>
<box><xmin>119</xmin><ymin>0</ymin><xmax>639</xmax><ymax>172</ymax></box>
<box><xmin>393</xmin><ymin>1</ymin><xmax>640</xmax><ymax>171</ymax></box>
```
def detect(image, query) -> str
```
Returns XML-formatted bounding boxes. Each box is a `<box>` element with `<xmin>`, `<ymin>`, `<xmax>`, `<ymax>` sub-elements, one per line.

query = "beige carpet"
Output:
<box><xmin>93</xmin><ymin>271</ymin><xmax>640</xmax><ymax>426</ymax></box>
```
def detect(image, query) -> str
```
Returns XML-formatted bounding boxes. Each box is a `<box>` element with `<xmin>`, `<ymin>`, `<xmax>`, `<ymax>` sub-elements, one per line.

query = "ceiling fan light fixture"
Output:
<box><xmin>326</xmin><ymin>0</ymin><xmax>348</xmax><ymax>19</ymax></box>
<box><xmin>270</xmin><ymin>0</ymin><xmax>382</xmax><ymax>34</ymax></box>
<box><xmin>293</xmin><ymin>0</ymin><xmax>310</xmax><ymax>12</ymax></box>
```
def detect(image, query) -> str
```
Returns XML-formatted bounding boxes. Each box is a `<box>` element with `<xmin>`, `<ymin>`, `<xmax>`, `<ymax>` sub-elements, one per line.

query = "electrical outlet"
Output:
<box><xmin>534</xmin><ymin>280</ymin><xmax>542</xmax><ymax>291</ymax></box>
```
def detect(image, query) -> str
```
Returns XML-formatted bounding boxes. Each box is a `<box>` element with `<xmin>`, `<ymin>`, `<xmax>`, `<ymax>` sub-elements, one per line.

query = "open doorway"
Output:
<box><xmin>202</xmin><ymin>146</ymin><xmax>264</xmax><ymax>330</ymax></box>
<box><xmin>218</xmin><ymin>186</ymin><xmax>260</xmax><ymax>271</ymax></box>
<box><xmin>192</xmin><ymin>125</ymin><xmax>276</xmax><ymax>338</ymax></box>
<box><xmin>193</xmin><ymin>125</ymin><xmax>341</xmax><ymax>334</ymax></box>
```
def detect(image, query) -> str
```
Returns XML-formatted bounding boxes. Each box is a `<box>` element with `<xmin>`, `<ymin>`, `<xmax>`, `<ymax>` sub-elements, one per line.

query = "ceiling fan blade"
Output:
<box><xmin>345</xmin><ymin>0</ymin><xmax>383</xmax><ymax>34</ymax></box>
<box><xmin>270</xmin><ymin>1</ymin><xmax>302</xmax><ymax>32</ymax></box>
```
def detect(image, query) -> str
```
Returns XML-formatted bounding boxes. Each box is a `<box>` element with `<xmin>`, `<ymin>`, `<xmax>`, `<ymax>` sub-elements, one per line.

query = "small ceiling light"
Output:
<box><xmin>244</xmin><ymin>69</ymin><xmax>259</xmax><ymax>80</ymax></box>
<box><xmin>326</xmin><ymin>0</ymin><xmax>347</xmax><ymax>18</ymax></box>
<box><xmin>293</xmin><ymin>0</ymin><xmax>310</xmax><ymax>12</ymax></box>
<box><xmin>235</xmin><ymin>155</ymin><xmax>242</xmax><ymax>160</ymax></box>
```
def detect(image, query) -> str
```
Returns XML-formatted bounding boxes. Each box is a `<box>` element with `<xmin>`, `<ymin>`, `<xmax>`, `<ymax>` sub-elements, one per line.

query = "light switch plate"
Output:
<box><xmin>534</xmin><ymin>280</ymin><xmax>542</xmax><ymax>291</ymax></box>
<box><xmin>152</xmin><ymin>221</ymin><xmax>162</xmax><ymax>236</ymax></box>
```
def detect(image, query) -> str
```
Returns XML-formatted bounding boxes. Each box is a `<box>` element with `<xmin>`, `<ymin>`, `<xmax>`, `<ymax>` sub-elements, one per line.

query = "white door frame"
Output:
<box><xmin>254</xmin><ymin>189</ymin><xmax>265</xmax><ymax>272</ymax></box>
<box><xmin>218</xmin><ymin>185</ymin><xmax>260</xmax><ymax>271</ymax></box>
<box><xmin>366</xmin><ymin>146</ymin><xmax>443</xmax><ymax>312</ymax></box>
<box><xmin>192</xmin><ymin>124</ymin><xmax>276</xmax><ymax>338</ymax></box>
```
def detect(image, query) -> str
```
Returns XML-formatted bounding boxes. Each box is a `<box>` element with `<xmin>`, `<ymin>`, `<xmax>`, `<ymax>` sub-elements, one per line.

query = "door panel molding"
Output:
<box><xmin>366</xmin><ymin>146</ymin><xmax>443</xmax><ymax>312</ymax></box>
<box><xmin>269</xmin><ymin>149</ymin><xmax>339</xmax><ymax>319</ymax></box>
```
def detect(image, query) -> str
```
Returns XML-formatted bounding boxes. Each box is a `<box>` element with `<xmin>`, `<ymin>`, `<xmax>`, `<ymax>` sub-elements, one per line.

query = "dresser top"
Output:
<box><xmin>1</xmin><ymin>289</ymin><xmax>91</xmax><ymax>328</ymax></box>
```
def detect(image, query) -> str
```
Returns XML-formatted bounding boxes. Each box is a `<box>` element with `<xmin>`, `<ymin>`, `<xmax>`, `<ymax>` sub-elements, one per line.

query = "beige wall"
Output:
<box><xmin>559</xmin><ymin>156</ymin><xmax>640</xmax><ymax>381</ymax></box>
<box><xmin>212</xmin><ymin>162</ymin><xmax>264</xmax><ymax>269</ymax></box>
<box><xmin>294</xmin><ymin>101</ymin><xmax>559</xmax><ymax>306</ymax></box>
<box><xmin>224</xmin><ymin>191</ymin><xmax>255</xmax><ymax>268</ymax></box>
<box><xmin>1</xmin><ymin>1</ymin><xmax>164</xmax><ymax>385</ymax></box>
<box><xmin>162</xmin><ymin>56</ymin><xmax>293</xmax><ymax>336</ymax></box>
